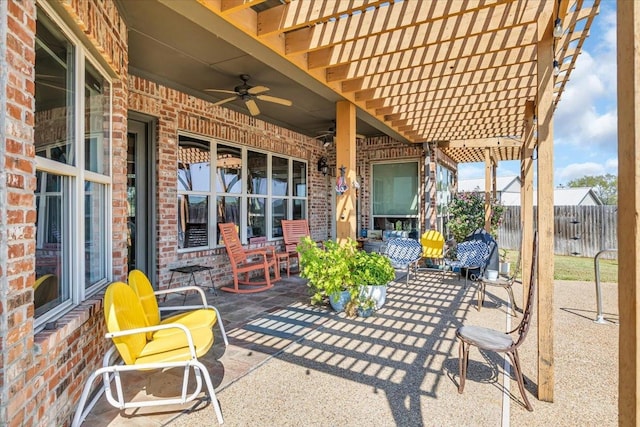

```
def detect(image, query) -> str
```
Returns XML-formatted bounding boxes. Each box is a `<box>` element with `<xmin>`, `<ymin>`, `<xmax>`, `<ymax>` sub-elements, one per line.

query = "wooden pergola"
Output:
<box><xmin>169</xmin><ymin>0</ymin><xmax>639</xmax><ymax>423</ymax></box>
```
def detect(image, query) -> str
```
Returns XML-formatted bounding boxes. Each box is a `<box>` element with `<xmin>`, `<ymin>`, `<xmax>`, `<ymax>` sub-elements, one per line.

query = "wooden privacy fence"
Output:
<box><xmin>497</xmin><ymin>205</ymin><xmax>618</xmax><ymax>258</ymax></box>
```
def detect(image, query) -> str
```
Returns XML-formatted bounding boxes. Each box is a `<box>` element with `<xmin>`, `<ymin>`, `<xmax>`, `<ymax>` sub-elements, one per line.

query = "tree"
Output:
<box><xmin>567</xmin><ymin>174</ymin><xmax>617</xmax><ymax>205</ymax></box>
<box><xmin>448</xmin><ymin>192</ymin><xmax>505</xmax><ymax>242</ymax></box>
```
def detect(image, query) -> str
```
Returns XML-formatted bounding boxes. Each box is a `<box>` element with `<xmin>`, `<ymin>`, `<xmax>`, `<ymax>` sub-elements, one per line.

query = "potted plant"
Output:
<box><xmin>297</xmin><ymin>236</ymin><xmax>358</xmax><ymax>312</ymax></box>
<box><xmin>355</xmin><ymin>296</ymin><xmax>376</xmax><ymax>318</ymax></box>
<box><xmin>353</xmin><ymin>250</ymin><xmax>395</xmax><ymax>309</ymax></box>
<box><xmin>499</xmin><ymin>249</ymin><xmax>510</xmax><ymax>275</ymax></box>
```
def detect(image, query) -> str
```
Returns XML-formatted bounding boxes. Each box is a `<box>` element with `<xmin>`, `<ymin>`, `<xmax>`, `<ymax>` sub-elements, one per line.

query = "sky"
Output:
<box><xmin>458</xmin><ymin>0</ymin><xmax>617</xmax><ymax>186</ymax></box>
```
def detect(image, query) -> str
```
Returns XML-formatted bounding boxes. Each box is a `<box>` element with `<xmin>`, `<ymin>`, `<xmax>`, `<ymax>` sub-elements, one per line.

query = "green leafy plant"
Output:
<box><xmin>448</xmin><ymin>191</ymin><xmax>505</xmax><ymax>242</ymax></box>
<box><xmin>499</xmin><ymin>249</ymin><xmax>508</xmax><ymax>263</ymax></box>
<box><xmin>352</xmin><ymin>250</ymin><xmax>395</xmax><ymax>286</ymax></box>
<box><xmin>297</xmin><ymin>237</ymin><xmax>358</xmax><ymax>306</ymax></box>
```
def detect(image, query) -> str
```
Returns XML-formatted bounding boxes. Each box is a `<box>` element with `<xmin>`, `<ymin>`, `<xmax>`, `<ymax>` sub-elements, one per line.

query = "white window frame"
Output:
<box><xmin>177</xmin><ymin>132</ymin><xmax>308</xmax><ymax>251</ymax></box>
<box><xmin>34</xmin><ymin>1</ymin><xmax>113</xmax><ymax>328</ymax></box>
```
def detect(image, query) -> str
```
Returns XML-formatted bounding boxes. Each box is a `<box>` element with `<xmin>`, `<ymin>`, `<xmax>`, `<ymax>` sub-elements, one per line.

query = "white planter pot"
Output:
<box><xmin>360</xmin><ymin>285</ymin><xmax>387</xmax><ymax>309</ymax></box>
<box><xmin>499</xmin><ymin>262</ymin><xmax>510</xmax><ymax>275</ymax></box>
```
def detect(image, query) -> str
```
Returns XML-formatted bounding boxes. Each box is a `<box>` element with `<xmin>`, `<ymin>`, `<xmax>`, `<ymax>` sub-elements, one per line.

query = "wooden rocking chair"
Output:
<box><xmin>219</xmin><ymin>223</ymin><xmax>280</xmax><ymax>293</ymax></box>
<box><xmin>281</xmin><ymin>219</ymin><xmax>320</xmax><ymax>273</ymax></box>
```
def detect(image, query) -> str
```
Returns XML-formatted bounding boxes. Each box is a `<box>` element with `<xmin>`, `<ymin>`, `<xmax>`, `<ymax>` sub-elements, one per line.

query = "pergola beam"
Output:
<box><xmin>617</xmin><ymin>1</ymin><xmax>640</xmax><ymax>424</ymax></box>
<box><xmin>440</xmin><ymin>138</ymin><xmax>522</xmax><ymax>149</ymax></box>
<box><xmin>536</xmin><ymin>8</ymin><xmax>555</xmax><ymax>403</ymax></box>
<box><xmin>520</xmin><ymin>100</ymin><xmax>535</xmax><ymax>307</ymax></box>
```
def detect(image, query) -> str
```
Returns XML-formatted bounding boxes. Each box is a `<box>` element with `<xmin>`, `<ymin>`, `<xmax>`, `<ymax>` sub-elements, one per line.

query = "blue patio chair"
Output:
<box><xmin>444</xmin><ymin>240</ymin><xmax>491</xmax><ymax>288</ymax></box>
<box><xmin>381</xmin><ymin>238</ymin><xmax>423</xmax><ymax>284</ymax></box>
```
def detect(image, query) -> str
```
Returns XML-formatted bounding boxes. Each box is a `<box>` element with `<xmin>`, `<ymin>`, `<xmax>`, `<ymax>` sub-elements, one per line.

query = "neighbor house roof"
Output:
<box><xmin>457</xmin><ymin>176</ymin><xmax>521</xmax><ymax>193</ymax></box>
<box><xmin>500</xmin><ymin>187</ymin><xmax>603</xmax><ymax>206</ymax></box>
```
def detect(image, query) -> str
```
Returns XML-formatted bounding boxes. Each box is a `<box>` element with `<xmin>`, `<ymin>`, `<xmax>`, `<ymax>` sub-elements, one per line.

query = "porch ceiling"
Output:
<box><xmin>118</xmin><ymin>0</ymin><xmax>599</xmax><ymax>164</ymax></box>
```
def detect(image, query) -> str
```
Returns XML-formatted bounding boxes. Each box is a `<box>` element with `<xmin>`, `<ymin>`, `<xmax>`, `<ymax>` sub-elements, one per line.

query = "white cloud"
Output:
<box><xmin>605</xmin><ymin>157</ymin><xmax>618</xmax><ymax>170</ymax></box>
<box><xmin>457</xmin><ymin>164</ymin><xmax>484</xmax><ymax>180</ymax></box>
<box><xmin>457</xmin><ymin>161</ymin><xmax>521</xmax><ymax>181</ymax></box>
<box><xmin>554</xmin><ymin>5</ymin><xmax>618</xmax><ymax>154</ymax></box>
<box><xmin>556</xmin><ymin>162</ymin><xmax>606</xmax><ymax>184</ymax></box>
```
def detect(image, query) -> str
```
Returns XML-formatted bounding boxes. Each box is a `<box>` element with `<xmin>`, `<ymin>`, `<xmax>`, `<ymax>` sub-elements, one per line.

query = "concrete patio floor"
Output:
<box><xmin>80</xmin><ymin>271</ymin><xmax>618</xmax><ymax>426</ymax></box>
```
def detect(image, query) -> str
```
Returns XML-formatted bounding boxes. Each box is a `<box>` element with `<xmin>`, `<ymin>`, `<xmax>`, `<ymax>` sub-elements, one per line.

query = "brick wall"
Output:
<box><xmin>0</xmin><ymin>1</ymin><xmax>128</xmax><ymax>425</ymax></box>
<box><xmin>1</xmin><ymin>1</ymin><xmax>39</xmax><ymax>425</ymax></box>
<box><xmin>128</xmin><ymin>76</ymin><xmax>329</xmax><ymax>289</ymax></box>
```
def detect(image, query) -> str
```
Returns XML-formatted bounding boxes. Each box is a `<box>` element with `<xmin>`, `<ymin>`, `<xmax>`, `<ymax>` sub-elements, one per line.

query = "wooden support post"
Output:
<box><xmin>484</xmin><ymin>147</ymin><xmax>492</xmax><ymax>232</ymax></box>
<box><xmin>492</xmin><ymin>162</ymin><xmax>497</xmax><ymax>201</ymax></box>
<box><xmin>335</xmin><ymin>101</ymin><xmax>357</xmax><ymax>244</ymax></box>
<box><xmin>536</xmin><ymin>14</ymin><xmax>555</xmax><ymax>403</ymax></box>
<box><xmin>520</xmin><ymin>100</ymin><xmax>535</xmax><ymax>307</ymax></box>
<box><xmin>617</xmin><ymin>2</ymin><xmax>640</xmax><ymax>425</ymax></box>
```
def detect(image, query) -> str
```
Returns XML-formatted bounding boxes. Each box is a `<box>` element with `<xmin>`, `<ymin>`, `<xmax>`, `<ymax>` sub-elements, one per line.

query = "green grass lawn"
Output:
<box><xmin>503</xmin><ymin>250</ymin><xmax>618</xmax><ymax>283</ymax></box>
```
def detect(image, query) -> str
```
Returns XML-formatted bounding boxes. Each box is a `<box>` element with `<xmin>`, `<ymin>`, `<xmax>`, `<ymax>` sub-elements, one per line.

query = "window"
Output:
<box><xmin>177</xmin><ymin>134</ymin><xmax>307</xmax><ymax>249</ymax></box>
<box><xmin>436</xmin><ymin>164</ymin><xmax>455</xmax><ymax>237</ymax></box>
<box><xmin>371</xmin><ymin>161</ymin><xmax>419</xmax><ymax>235</ymax></box>
<box><xmin>34</xmin><ymin>4</ymin><xmax>112</xmax><ymax>324</ymax></box>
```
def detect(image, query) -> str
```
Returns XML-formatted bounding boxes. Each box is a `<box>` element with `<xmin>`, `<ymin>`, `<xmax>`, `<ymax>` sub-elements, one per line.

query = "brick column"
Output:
<box><xmin>0</xmin><ymin>1</ymin><xmax>38</xmax><ymax>425</ymax></box>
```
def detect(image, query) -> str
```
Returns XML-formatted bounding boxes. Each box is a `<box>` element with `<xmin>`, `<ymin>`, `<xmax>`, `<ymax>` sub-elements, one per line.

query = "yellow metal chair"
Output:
<box><xmin>34</xmin><ymin>273</ymin><xmax>58</xmax><ymax>309</ymax></box>
<box><xmin>128</xmin><ymin>269</ymin><xmax>228</xmax><ymax>344</ymax></box>
<box><xmin>420</xmin><ymin>230</ymin><xmax>445</xmax><ymax>269</ymax></box>
<box><xmin>72</xmin><ymin>282</ymin><xmax>224</xmax><ymax>426</ymax></box>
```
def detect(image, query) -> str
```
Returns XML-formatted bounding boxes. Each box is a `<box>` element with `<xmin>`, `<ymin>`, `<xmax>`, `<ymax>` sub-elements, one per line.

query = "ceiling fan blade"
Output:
<box><xmin>256</xmin><ymin>94</ymin><xmax>292</xmax><ymax>107</ymax></box>
<box><xmin>247</xmin><ymin>85</ymin><xmax>269</xmax><ymax>95</ymax></box>
<box><xmin>245</xmin><ymin>98</ymin><xmax>260</xmax><ymax>116</ymax></box>
<box><xmin>212</xmin><ymin>96</ymin><xmax>237</xmax><ymax>106</ymax></box>
<box><xmin>204</xmin><ymin>88</ymin><xmax>238</xmax><ymax>94</ymax></box>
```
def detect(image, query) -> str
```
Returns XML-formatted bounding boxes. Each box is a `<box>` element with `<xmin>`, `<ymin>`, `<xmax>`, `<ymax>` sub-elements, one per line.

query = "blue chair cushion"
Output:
<box><xmin>384</xmin><ymin>238</ymin><xmax>422</xmax><ymax>268</ymax></box>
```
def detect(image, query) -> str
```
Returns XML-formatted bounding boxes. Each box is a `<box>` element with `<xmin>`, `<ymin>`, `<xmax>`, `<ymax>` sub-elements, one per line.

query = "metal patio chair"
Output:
<box><xmin>72</xmin><ymin>282</ymin><xmax>224</xmax><ymax>426</ymax></box>
<box><xmin>476</xmin><ymin>249</ymin><xmax>522</xmax><ymax>315</ymax></box>
<box><xmin>444</xmin><ymin>240</ymin><xmax>491</xmax><ymax>288</ymax></box>
<box><xmin>381</xmin><ymin>238</ymin><xmax>423</xmax><ymax>284</ymax></box>
<box><xmin>419</xmin><ymin>229</ymin><xmax>445</xmax><ymax>270</ymax></box>
<box><xmin>128</xmin><ymin>269</ymin><xmax>228</xmax><ymax>345</ymax></box>
<box><xmin>456</xmin><ymin>232</ymin><xmax>538</xmax><ymax>411</ymax></box>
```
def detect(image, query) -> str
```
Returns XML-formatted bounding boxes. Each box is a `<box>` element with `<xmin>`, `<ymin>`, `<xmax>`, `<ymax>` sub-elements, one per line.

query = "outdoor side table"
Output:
<box><xmin>169</xmin><ymin>265</ymin><xmax>217</xmax><ymax>303</ymax></box>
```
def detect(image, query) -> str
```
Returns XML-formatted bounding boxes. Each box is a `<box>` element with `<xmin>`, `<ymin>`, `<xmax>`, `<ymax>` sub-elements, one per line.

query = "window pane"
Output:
<box><xmin>85</xmin><ymin>181</ymin><xmax>107</xmax><ymax>287</ymax></box>
<box><xmin>293</xmin><ymin>199</ymin><xmax>306</xmax><ymax>220</ymax></box>
<box><xmin>34</xmin><ymin>9</ymin><xmax>75</xmax><ymax>165</ymax></box>
<box><xmin>217</xmin><ymin>196</ymin><xmax>240</xmax><ymax>244</ymax></box>
<box><xmin>217</xmin><ymin>145</ymin><xmax>242</xmax><ymax>194</ymax></box>
<box><xmin>178</xmin><ymin>135</ymin><xmax>210</xmax><ymax>192</ymax></box>
<box><xmin>84</xmin><ymin>60</ymin><xmax>110</xmax><ymax>174</ymax></box>
<box><xmin>248</xmin><ymin>197</ymin><xmax>266</xmax><ymax>239</ymax></box>
<box><xmin>272</xmin><ymin>199</ymin><xmax>287</xmax><ymax>238</ymax></box>
<box><xmin>293</xmin><ymin>160</ymin><xmax>306</xmax><ymax>196</ymax></box>
<box><xmin>35</xmin><ymin>172</ymin><xmax>69</xmax><ymax>317</ymax></box>
<box><xmin>272</xmin><ymin>156</ymin><xmax>288</xmax><ymax>196</ymax></box>
<box><xmin>178</xmin><ymin>195</ymin><xmax>209</xmax><ymax>249</ymax></box>
<box><xmin>372</xmin><ymin>217</ymin><xmax>419</xmax><ymax>234</ymax></box>
<box><xmin>372</xmin><ymin>162</ymin><xmax>419</xmax><ymax>215</ymax></box>
<box><xmin>248</xmin><ymin>151</ymin><xmax>267</xmax><ymax>195</ymax></box>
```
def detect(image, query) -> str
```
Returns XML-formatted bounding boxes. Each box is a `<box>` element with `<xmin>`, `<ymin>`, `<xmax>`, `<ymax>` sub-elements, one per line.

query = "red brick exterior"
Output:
<box><xmin>128</xmin><ymin>76</ymin><xmax>329</xmax><ymax>289</ymax></box>
<box><xmin>0</xmin><ymin>0</ymin><xmax>448</xmax><ymax>425</ymax></box>
<box><xmin>1</xmin><ymin>1</ymin><xmax>128</xmax><ymax>425</ymax></box>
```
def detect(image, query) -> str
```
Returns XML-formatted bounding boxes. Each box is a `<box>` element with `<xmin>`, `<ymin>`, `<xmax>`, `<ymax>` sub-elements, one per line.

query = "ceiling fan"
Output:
<box><xmin>315</xmin><ymin>121</ymin><xmax>366</xmax><ymax>147</ymax></box>
<box><xmin>204</xmin><ymin>74</ymin><xmax>292</xmax><ymax>116</ymax></box>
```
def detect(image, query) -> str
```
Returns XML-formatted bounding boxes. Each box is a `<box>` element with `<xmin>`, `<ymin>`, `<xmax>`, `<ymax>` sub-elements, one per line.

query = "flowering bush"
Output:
<box><xmin>448</xmin><ymin>191</ymin><xmax>505</xmax><ymax>242</ymax></box>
